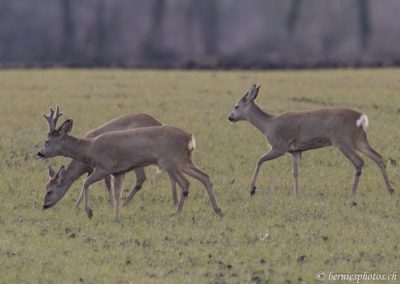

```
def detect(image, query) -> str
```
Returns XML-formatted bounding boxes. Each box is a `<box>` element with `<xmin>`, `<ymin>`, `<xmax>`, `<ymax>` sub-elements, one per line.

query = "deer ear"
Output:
<box><xmin>246</xmin><ymin>84</ymin><xmax>260</xmax><ymax>101</ymax></box>
<box><xmin>58</xmin><ymin>119</ymin><xmax>73</xmax><ymax>135</ymax></box>
<box><xmin>48</xmin><ymin>166</ymin><xmax>56</xmax><ymax>178</ymax></box>
<box><xmin>56</xmin><ymin>165</ymin><xmax>66</xmax><ymax>184</ymax></box>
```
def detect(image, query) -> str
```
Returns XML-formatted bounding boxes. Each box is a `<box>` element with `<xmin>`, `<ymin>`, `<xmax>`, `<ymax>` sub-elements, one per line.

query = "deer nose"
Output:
<box><xmin>37</xmin><ymin>152</ymin><xmax>45</xmax><ymax>159</ymax></box>
<box><xmin>43</xmin><ymin>203</ymin><xmax>53</xmax><ymax>209</ymax></box>
<box><xmin>228</xmin><ymin>116</ymin><xmax>234</xmax><ymax>122</ymax></box>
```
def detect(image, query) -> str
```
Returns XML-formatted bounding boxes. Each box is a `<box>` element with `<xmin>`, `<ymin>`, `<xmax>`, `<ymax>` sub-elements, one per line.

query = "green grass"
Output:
<box><xmin>0</xmin><ymin>69</ymin><xmax>399</xmax><ymax>283</ymax></box>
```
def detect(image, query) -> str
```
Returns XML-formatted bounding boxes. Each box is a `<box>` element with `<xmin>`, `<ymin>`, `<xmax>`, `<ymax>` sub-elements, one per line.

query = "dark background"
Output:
<box><xmin>1</xmin><ymin>0</ymin><xmax>399</xmax><ymax>69</ymax></box>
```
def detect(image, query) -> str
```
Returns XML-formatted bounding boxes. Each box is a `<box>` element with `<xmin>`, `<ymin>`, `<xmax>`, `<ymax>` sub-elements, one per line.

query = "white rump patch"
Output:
<box><xmin>356</xmin><ymin>114</ymin><xmax>369</xmax><ymax>131</ymax></box>
<box><xmin>188</xmin><ymin>135</ymin><xmax>196</xmax><ymax>150</ymax></box>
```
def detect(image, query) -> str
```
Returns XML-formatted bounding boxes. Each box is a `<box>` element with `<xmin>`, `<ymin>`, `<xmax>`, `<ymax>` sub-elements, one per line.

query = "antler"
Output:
<box><xmin>43</xmin><ymin>105</ymin><xmax>63</xmax><ymax>131</ymax></box>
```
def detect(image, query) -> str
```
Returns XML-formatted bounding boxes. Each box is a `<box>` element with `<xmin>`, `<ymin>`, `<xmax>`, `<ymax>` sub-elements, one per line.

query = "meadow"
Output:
<box><xmin>0</xmin><ymin>69</ymin><xmax>399</xmax><ymax>283</ymax></box>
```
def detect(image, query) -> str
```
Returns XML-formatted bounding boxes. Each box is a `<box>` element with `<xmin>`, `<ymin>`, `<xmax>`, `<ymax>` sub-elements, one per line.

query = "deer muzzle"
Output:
<box><xmin>36</xmin><ymin>151</ymin><xmax>46</xmax><ymax>159</ymax></box>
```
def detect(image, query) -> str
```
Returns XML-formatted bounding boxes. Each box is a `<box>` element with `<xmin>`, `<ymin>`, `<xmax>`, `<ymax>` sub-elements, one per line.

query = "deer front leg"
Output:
<box><xmin>113</xmin><ymin>173</ymin><xmax>124</xmax><ymax>222</ymax></box>
<box><xmin>291</xmin><ymin>152</ymin><xmax>302</xmax><ymax>198</ymax></box>
<box><xmin>82</xmin><ymin>168</ymin><xmax>108</xmax><ymax>219</ymax></box>
<box><xmin>75</xmin><ymin>188</ymin><xmax>84</xmax><ymax>209</ymax></box>
<box><xmin>250</xmin><ymin>149</ymin><xmax>285</xmax><ymax>195</ymax></box>
<box><xmin>104</xmin><ymin>176</ymin><xmax>114</xmax><ymax>207</ymax></box>
<box><xmin>76</xmin><ymin>168</ymin><xmax>94</xmax><ymax>209</ymax></box>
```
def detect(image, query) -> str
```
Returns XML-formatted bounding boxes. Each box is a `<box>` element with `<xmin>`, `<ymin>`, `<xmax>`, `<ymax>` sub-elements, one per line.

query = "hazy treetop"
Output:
<box><xmin>0</xmin><ymin>0</ymin><xmax>399</xmax><ymax>68</ymax></box>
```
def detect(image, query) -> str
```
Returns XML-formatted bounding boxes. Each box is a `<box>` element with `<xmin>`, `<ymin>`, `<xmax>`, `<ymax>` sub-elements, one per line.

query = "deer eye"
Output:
<box><xmin>45</xmin><ymin>140</ymin><xmax>50</xmax><ymax>146</ymax></box>
<box><xmin>234</xmin><ymin>106</ymin><xmax>239</xmax><ymax>110</ymax></box>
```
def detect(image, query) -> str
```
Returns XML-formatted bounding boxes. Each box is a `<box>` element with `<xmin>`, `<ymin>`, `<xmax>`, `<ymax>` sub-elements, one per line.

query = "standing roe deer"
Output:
<box><xmin>37</xmin><ymin>106</ymin><xmax>222</xmax><ymax>221</ymax></box>
<box><xmin>228</xmin><ymin>85</ymin><xmax>394</xmax><ymax>197</ymax></box>
<box><xmin>42</xmin><ymin>110</ymin><xmax>179</xmax><ymax>210</ymax></box>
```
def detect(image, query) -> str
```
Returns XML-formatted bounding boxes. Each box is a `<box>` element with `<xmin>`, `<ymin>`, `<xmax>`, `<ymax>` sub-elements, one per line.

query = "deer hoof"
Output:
<box><xmin>215</xmin><ymin>208</ymin><xmax>223</xmax><ymax>217</ymax></box>
<box><xmin>389</xmin><ymin>188</ymin><xmax>395</xmax><ymax>194</ymax></box>
<box><xmin>250</xmin><ymin>186</ymin><xmax>256</xmax><ymax>195</ymax></box>
<box><xmin>86</xmin><ymin>208</ymin><xmax>93</xmax><ymax>219</ymax></box>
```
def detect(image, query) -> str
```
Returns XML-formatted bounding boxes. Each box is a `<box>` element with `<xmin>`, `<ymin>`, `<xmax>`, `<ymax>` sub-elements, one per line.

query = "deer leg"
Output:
<box><xmin>250</xmin><ymin>149</ymin><xmax>285</xmax><ymax>195</ymax></box>
<box><xmin>356</xmin><ymin>142</ymin><xmax>395</xmax><ymax>194</ymax></box>
<box><xmin>291</xmin><ymin>152</ymin><xmax>302</xmax><ymax>198</ymax></box>
<box><xmin>76</xmin><ymin>169</ymin><xmax>94</xmax><ymax>209</ymax></box>
<box><xmin>168</xmin><ymin>174</ymin><xmax>178</xmax><ymax>206</ymax></box>
<box><xmin>75</xmin><ymin>188</ymin><xmax>84</xmax><ymax>209</ymax></box>
<box><xmin>338</xmin><ymin>146</ymin><xmax>364</xmax><ymax>197</ymax></box>
<box><xmin>123</xmin><ymin>168</ymin><xmax>146</xmax><ymax>207</ymax></box>
<box><xmin>82</xmin><ymin>168</ymin><xmax>108</xmax><ymax>219</ymax></box>
<box><xmin>170</xmin><ymin>171</ymin><xmax>190</xmax><ymax>215</ymax></box>
<box><xmin>104</xmin><ymin>176</ymin><xmax>114</xmax><ymax>207</ymax></box>
<box><xmin>182</xmin><ymin>163</ymin><xmax>222</xmax><ymax>216</ymax></box>
<box><xmin>112</xmin><ymin>173</ymin><xmax>124</xmax><ymax>222</ymax></box>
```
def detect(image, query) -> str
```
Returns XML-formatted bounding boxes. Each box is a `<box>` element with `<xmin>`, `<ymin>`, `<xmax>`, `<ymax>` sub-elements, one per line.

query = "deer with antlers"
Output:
<box><xmin>228</xmin><ymin>85</ymin><xmax>395</xmax><ymax>197</ymax></box>
<box><xmin>41</xmin><ymin>109</ymin><xmax>181</xmax><ymax>210</ymax></box>
<box><xmin>38</xmin><ymin>106</ymin><xmax>222</xmax><ymax>221</ymax></box>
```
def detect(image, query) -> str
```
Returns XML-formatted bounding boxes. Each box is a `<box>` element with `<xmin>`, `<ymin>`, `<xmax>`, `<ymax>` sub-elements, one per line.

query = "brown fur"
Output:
<box><xmin>228</xmin><ymin>85</ymin><xmax>394</xmax><ymax>197</ymax></box>
<box><xmin>38</xmin><ymin>107</ymin><xmax>222</xmax><ymax>221</ymax></box>
<box><xmin>43</xmin><ymin>113</ymin><xmax>177</xmax><ymax>210</ymax></box>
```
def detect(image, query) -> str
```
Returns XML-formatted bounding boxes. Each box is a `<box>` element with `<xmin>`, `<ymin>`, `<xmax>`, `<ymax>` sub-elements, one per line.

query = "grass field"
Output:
<box><xmin>0</xmin><ymin>69</ymin><xmax>399</xmax><ymax>283</ymax></box>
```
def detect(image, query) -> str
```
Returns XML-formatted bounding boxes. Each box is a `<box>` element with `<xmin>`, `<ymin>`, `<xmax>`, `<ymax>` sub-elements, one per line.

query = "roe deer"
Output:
<box><xmin>42</xmin><ymin>111</ymin><xmax>179</xmax><ymax>209</ymax></box>
<box><xmin>38</xmin><ymin>106</ymin><xmax>222</xmax><ymax>221</ymax></box>
<box><xmin>228</xmin><ymin>85</ymin><xmax>394</xmax><ymax>197</ymax></box>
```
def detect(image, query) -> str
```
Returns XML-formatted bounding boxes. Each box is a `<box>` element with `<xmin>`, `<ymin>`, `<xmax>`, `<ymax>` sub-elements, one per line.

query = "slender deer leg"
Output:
<box><xmin>250</xmin><ymin>149</ymin><xmax>285</xmax><ymax>195</ymax></box>
<box><xmin>104</xmin><ymin>176</ymin><xmax>114</xmax><ymax>207</ymax></box>
<box><xmin>168</xmin><ymin>174</ymin><xmax>178</xmax><ymax>206</ymax></box>
<box><xmin>182</xmin><ymin>163</ymin><xmax>222</xmax><ymax>216</ymax></box>
<box><xmin>76</xmin><ymin>188</ymin><xmax>84</xmax><ymax>209</ymax></box>
<box><xmin>82</xmin><ymin>168</ymin><xmax>108</xmax><ymax>219</ymax></box>
<box><xmin>356</xmin><ymin>142</ymin><xmax>395</xmax><ymax>194</ymax></box>
<box><xmin>113</xmin><ymin>174</ymin><xmax>124</xmax><ymax>222</ymax></box>
<box><xmin>123</xmin><ymin>168</ymin><xmax>146</xmax><ymax>207</ymax></box>
<box><xmin>291</xmin><ymin>152</ymin><xmax>301</xmax><ymax>197</ymax></box>
<box><xmin>170</xmin><ymin>171</ymin><xmax>190</xmax><ymax>215</ymax></box>
<box><xmin>76</xmin><ymin>169</ymin><xmax>94</xmax><ymax>209</ymax></box>
<box><xmin>338</xmin><ymin>145</ymin><xmax>364</xmax><ymax>197</ymax></box>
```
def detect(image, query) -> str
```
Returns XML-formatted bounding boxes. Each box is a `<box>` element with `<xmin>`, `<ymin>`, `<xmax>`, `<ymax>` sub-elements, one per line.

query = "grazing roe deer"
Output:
<box><xmin>42</xmin><ymin>111</ymin><xmax>179</xmax><ymax>210</ymax></box>
<box><xmin>38</xmin><ymin>107</ymin><xmax>222</xmax><ymax>221</ymax></box>
<box><xmin>228</xmin><ymin>85</ymin><xmax>394</xmax><ymax>197</ymax></box>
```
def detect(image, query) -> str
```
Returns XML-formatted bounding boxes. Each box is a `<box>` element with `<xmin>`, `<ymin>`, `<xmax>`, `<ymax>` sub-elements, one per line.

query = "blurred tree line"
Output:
<box><xmin>0</xmin><ymin>0</ymin><xmax>399</xmax><ymax>68</ymax></box>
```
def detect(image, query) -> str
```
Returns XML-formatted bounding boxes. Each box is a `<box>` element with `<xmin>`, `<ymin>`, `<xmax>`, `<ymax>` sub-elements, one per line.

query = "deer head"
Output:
<box><xmin>37</xmin><ymin>106</ymin><xmax>74</xmax><ymax>159</ymax></box>
<box><xmin>228</xmin><ymin>84</ymin><xmax>260</xmax><ymax>122</ymax></box>
<box><xmin>43</xmin><ymin>165</ymin><xmax>68</xmax><ymax>209</ymax></box>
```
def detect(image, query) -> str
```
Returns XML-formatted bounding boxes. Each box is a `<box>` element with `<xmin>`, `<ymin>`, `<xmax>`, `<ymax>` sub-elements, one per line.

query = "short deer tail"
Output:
<box><xmin>188</xmin><ymin>134</ymin><xmax>196</xmax><ymax>151</ymax></box>
<box><xmin>356</xmin><ymin>114</ymin><xmax>368</xmax><ymax>132</ymax></box>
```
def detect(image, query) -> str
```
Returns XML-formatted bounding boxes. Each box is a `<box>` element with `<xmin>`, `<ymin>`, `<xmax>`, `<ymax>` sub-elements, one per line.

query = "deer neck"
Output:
<box><xmin>65</xmin><ymin>160</ymin><xmax>92</xmax><ymax>187</ymax></box>
<box><xmin>248</xmin><ymin>103</ymin><xmax>274</xmax><ymax>135</ymax></box>
<box><xmin>61</xmin><ymin>136</ymin><xmax>92</xmax><ymax>165</ymax></box>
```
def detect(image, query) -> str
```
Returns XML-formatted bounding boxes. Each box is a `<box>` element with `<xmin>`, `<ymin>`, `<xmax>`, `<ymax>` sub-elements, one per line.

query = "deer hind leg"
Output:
<box><xmin>182</xmin><ymin>163</ymin><xmax>222</xmax><ymax>216</ymax></box>
<box><xmin>168</xmin><ymin>174</ymin><xmax>178</xmax><ymax>207</ymax></box>
<box><xmin>338</xmin><ymin>145</ymin><xmax>364</xmax><ymax>197</ymax></box>
<box><xmin>123</xmin><ymin>168</ymin><xmax>146</xmax><ymax>207</ymax></box>
<box><xmin>356</xmin><ymin>141</ymin><xmax>395</xmax><ymax>194</ymax></box>
<box><xmin>291</xmin><ymin>152</ymin><xmax>302</xmax><ymax>198</ymax></box>
<box><xmin>250</xmin><ymin>149</ymin><xmax>285</xmax><ymax>195</ymax></box>
<box><xmin>104</xmin><ymin>176</ymin><xmax>114</xmax><ymax>207</ymax></box>
<box><xmin>112</xmin><ymin>174</ymin><xmax>124</xmax><ymax>222</ymax></box>
<box><xmin>169</xmin><ymin>170</ymin><xmax>190</xmax><ymax>215</ymax></box>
